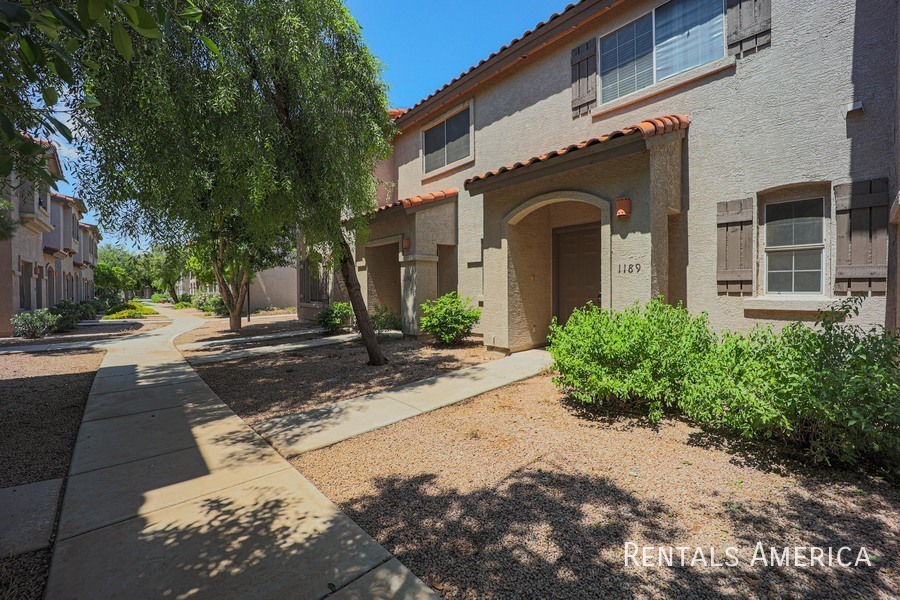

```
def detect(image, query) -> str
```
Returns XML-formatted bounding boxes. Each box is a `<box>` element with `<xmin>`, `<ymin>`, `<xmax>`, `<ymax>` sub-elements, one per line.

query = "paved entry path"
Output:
<box><xmin>45</xmin><ymin>305</ymin><xmax>436</xmax><ymax>600</ymax></box>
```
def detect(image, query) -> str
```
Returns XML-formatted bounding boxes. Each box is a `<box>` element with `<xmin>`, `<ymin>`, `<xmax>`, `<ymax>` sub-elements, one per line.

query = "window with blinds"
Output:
<box><xmin>599</xmin><ymin>0</ymin><xmax>725</xmax><ymax>104</ymax></box>
<box><xmin>423</xmin><ymin>106</ymin><xmax>472</xmax><ymax>174</ymax></box>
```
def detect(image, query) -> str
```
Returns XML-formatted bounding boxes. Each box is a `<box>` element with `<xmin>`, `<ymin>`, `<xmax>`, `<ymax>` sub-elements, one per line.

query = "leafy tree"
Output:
<box><xmin>93</xmin><ymin>261</ymin><xmax>127</xmax><ymax>295</ymax></box>
<box><xmin>0</xmin><ymin>0</ymin><xmax>203</xmax><ymax>186</ymax></box>
<box><xmin>0</xmin><ymin>200</ymin><xmax>18</xmax><ymax>240</ymax></box>
<box><xmin>76</xmin><ymin>0</ymin><xmax>391</xmax><ymax>360</ymax></box>
<box><xmin>147</xmin><ymin>245</ymin><xmax>188</xmax><ymax>303</ymax></box>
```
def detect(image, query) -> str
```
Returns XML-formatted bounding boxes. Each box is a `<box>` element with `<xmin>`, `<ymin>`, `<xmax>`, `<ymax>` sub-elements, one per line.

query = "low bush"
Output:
<box><xmin>192</xmin><ymin>290</ymin><xmax>217</xmax><ymax>310</ymax></box>
<box><xmin>77</xmin><ymin>301</ymin><xmax>97</xmax><ymax>321</ymax></box>
<box><xmin>420</xmin><ymin>292</ymin><xmax>481</xmax><ymax>346</ymax></box>
<box><xmin>150</xmin><ymin>292</ymin><xmax>171</xmax><ymax>303</ymax></box>
<box><xmin>370</xmin><ymin>303</ymin><xmax>401</xmax><ymax>332</ymax></box>
<box><xmin>91</xmin><ymin>294</ymin><xmax>121</xmax><ymax>314</ymax></box>
<box><xmin>316</xmin><ymin>302</ymin><xmax>353</xmax><ymax>335</ymax></box>
<box><xmin>549</xmin><ymin>297</ymin><xmax>900</xmax><ymax>475</ymax></box>
<box><xmin>549</xmin><ymin>299</ymin><xmax>712</xmax><ymax>420</ymax></box>
<box><xmin>11</xmin><ymin>310</ymin><xmax>61</xmax><ymax>339</ymax></box>
<box><xmin>179</xmin><ymin>293</ymin><xmax>193</xmax><ymax>304</ymax></box>
<box><xmin>101</xmin><ymin>301</ymin><xmax>158</xmax><ymax>320</ymax></box>
<box><xmin>49</xmin><ymin>300</ymin><xmax>81</xmax><ymax>332</ymax></box>
<box><xmin>172</xmin><ymin>302</ymin><xmax>192</xmax><ymax>309</ymax></box>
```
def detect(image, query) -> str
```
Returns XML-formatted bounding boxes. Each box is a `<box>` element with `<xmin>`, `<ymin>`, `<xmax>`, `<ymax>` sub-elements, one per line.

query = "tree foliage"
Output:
<box><xmin>75</xmin><ymin>0</ymin><xmax>392</xmax><ymax>350</ymax></box>
<box><xmin>0</xmin><ymin>0</ymin><xmax>202</xmax><ymax>186</ymax></box>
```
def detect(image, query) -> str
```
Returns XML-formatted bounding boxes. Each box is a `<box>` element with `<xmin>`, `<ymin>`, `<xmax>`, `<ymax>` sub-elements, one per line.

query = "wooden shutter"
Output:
<box><xmin>726</xmin><ymin>0</ymin><xmax>771</xmax><ymax>56</ymax></box>
<box><xmin>834</xmin><ymin>178</ymin><xmax>890</xmax><ymax>294</ymax></box>
<box><xmin>571</xmin><ymin>39</ymin><xmax>597</xmax><ymax>118</ymax></box>
<box><xmin>717</xmin><ymin>198</ymin><xmax>754</xmax><ymax>294</ymax></box>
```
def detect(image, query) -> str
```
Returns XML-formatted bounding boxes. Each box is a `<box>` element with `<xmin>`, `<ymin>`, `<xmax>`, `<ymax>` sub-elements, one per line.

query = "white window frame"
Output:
<box><xmin>763</xmin><ymin>197</ymin><xmax>826</xmax><ymax>296</ymax></box>
<box><xmin>420</xmin><ymin>100</ymin><xmax>475</xmax><ymax>178</ymax></box>
<box><xmin>598</xmin><ymin>0</ymin><xmax>727</xmax><ymax>105</ymax></box>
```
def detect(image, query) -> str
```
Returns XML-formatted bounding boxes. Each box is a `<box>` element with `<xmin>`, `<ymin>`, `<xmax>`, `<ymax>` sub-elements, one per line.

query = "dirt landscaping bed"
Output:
<box><xmin>295</xmin><ymin>376</ymin><xmax>899</xmax><ymax>600</ymax></box>
<box><xmin>0</xmin><ymin>349</ymin><xmax>104</xmax><ymax>600</ymax></box>
<box><xmin>173</xmin><ymin>314</ymin><xmax>315</xmax><ymax>347</ymax></box>
<box><xmin>0</xmin><ymin>322</ymin><xmax>165</xmax><ymax>349</ymax></box>
<box><xmin>0</xmin><ymin>350</ymin><xmax>104</xmax><ymax>487</ymax></box>
<box><xmin>195</xmin><ymin>337</ymin><xmax>497</xmax><ymax>425</ymax></box>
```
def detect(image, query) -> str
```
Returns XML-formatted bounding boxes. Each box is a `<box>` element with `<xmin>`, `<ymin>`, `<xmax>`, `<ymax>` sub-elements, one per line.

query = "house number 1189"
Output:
<box><xmin>618</xmin><ymin>264</ymin><xmax>641</xmax><ymax>274</ymax></box>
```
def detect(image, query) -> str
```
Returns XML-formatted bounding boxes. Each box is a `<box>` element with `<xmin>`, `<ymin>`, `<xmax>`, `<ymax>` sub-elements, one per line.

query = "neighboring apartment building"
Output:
<box><xmin>338</xmin><ymin>0</ymin><xmax>899</xmax><ymax>352</ymax></box>
<box><xmin>0</xmin><ymin>141</ymin><xmax>101</xmax><ymax>336</ymax></box>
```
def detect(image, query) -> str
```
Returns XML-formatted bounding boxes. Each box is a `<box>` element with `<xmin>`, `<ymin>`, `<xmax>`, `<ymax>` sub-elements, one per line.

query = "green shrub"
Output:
<box><xmin>172</xmin><ymin>302</ymin><xmax>192</xmax><ymax>309</ymax></box>
<box><xmin>316</xmin><ymin>302</ymin><xmax>353</xmax><ymax>335</ymax></box>
<box><xmin>419</xmin><ymin>292</ymin><xmax>481</xmax><ymax>346</ymax></box>
<box><xmin>205</xmin><ymin>295</ymin><xmax>228</xmax><ymax>316</ymax></box>
<box><xmin>77</xmin><ymin>301</ymin><xmax>97</xmax><ymax>321</ymax></box>
<box><xmin>11</xmin><ymin>310</ymin><xmax>61</xmax><ymax>339</ymax></box>
<box><xmin>91</xmin><ymin>294</ymin><xmax>121</xmax><ymax>314</ymax></box>
<box><xmin>101</xmin><ymin>301</ymin><xmax>158</xmax><ymax>320</ymax></box>
<box><xmin>192</xmin><ymin>291</ymin><xmax>217</xmax><ymax>310</ymax></box>
<box><xmin>150</xmin><ymin>292</ymin><xmax>172</xmax><ymax>303</ymax></box>
<box><xmin>370</xmin><ymin>303</ymin><xmax>401</xmax><ymax>332</ymax></box>
<box><xmin>549</xmin><ymin>299</ymin><xmax>713</xmax><ymax>420</ymax></box>
<box><xmin>549</xmin><ymin>297</ymin><xmax>900</xmax><ymax>475</ymax></box>
<box><xmin>49</xmin><ymin>300</ymin><xmax>81</xmax><ymax>332</ymax></box>
<box><xmin>179</xmin><ymin>293</ymin><xmax>193</xmax><ymax>305</ymax></box>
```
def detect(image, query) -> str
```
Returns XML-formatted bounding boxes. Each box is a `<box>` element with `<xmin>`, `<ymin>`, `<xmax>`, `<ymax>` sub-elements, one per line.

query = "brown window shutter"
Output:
<box><xmin>717</xmin><ymin>198</ymin><xmax>754</xmax><ymax>295</ymax></box>
<box><xmin>726</xmin><ymin>0</ymin><xmax>771</xmax><ymax>57</ymax></box>
<box><xmin>571</xmin><ymin>38</ymin><xmax>597</xmax><ymax>118</ymax></box>
<box><xmin>834</xmin><ymin>178</ymin><xmax>890</xmax><ymax>294</ymax></box>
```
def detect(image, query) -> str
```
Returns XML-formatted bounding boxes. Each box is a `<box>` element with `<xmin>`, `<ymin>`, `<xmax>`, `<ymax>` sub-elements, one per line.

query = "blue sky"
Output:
<box><xmin>66</xmin><ymin>0</ymin><xmax>564</xmax><ymax>246</ymax></box>
<box><xmin>345</xmin><ymin>0</ymin><xmax>562</xmax><ymax>109</ymax></box>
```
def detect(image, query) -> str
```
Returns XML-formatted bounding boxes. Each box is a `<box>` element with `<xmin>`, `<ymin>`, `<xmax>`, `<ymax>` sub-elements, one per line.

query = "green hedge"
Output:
<box><xmin>11</xmin><ymin>310</ymin><xmax>61</xmax><ymax>339</ymax></box>
<box><xmin>316</xmin><ymin>302</ymin><xmax>352</xmax><ymax>335</ymax></box>
<box><xmin>549</xmin><ymin>298</ymin><xmax>900</xmax><ymax>475</ymax></box>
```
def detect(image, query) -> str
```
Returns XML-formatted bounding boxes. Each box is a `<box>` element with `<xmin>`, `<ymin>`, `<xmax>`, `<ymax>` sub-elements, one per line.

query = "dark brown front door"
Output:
<box><xmin>554</xmin><ymin>223</ymin><xmax>601</xmax><ymax>326</ymax></box>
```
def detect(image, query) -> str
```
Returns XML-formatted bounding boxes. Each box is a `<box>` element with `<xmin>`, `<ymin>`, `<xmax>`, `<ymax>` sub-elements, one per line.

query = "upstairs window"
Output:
<box><xmin>423</xmin><ymin>105</ymin><xmax>472</xmax><ymax>174</ymax></box>
<box><xmin>764</xmin><ymin>198</ymin><xmax>825</xmax><ymax>294</ymax></box>
<box><xmin>600</xmin><ymin>0</ymin><xmax>724</xmax><ymax>104</ymax></box>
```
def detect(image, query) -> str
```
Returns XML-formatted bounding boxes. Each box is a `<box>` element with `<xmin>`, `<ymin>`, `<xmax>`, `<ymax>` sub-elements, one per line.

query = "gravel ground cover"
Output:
<box><xmin>0</xmin><ymin>322</ymin><xmax>163</xmax><ymax>348</ymax></box>
<box><xmin>0</xmin><ymin>550</ymin><xmax>49</xmax><ymax>600</ymax></box>
<box><xmin>173</xmin><ymin>315</ymin><xmax>315</xmax><ymax>347</ymax></box>
<box><xmin>0</xmin><ymin>350</ymin><xmax>104</xmax><ymax>487</ymax></box>
<box><xmin>195</xmin><ymin>337</ymin><xmax>497</xmax><ymax>425</ymax></box>
<box><xmin>295</xmin><ymin>376</ymin><xmax>899</xmax><ymax>600</ymax></box>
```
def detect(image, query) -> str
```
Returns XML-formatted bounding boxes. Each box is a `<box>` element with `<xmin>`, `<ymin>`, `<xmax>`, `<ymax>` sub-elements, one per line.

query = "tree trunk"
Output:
<box><xmin>339</xmin><ymin>235</ymin><xmax>387</xmax><ymax>366</ymax></box>
<box><xmin>210</xmin><ymin>256</ymin><xmax>249</xmax><ymax>332</ymax></box>
<box><xmin>168</xmin><ymin>286</ymin><xmax>179</xmax><ymax>304</ymax></box>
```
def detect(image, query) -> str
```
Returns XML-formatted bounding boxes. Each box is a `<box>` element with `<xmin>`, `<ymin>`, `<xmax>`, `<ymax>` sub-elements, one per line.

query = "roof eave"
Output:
<box><xmin>395</xmin><ymin>0</ymin><xmax>623</xmax><ymax>132</ymax></box>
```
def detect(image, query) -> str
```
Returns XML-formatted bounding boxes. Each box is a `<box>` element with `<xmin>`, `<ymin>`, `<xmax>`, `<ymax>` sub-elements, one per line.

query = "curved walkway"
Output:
<box><xmin>46</xmin><ymin>304</ymin><xmax>436</xmax><ymax>599</ymax></box>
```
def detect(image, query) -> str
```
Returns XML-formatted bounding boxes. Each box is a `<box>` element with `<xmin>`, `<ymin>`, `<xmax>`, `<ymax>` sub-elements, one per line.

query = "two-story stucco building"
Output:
<box><xmin>333</xmin><ymin>0</ymin><xmax>899</xmax><ymax>353</ymax></box>
<box><xmin>1</xmin><ymin>141</ymin><xmax>102</xmax><ymax>336</ymax></box>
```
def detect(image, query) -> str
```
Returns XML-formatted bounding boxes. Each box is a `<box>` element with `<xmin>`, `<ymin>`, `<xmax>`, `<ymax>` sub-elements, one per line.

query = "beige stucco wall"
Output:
<box><xmin>249</xmin><ymin>266</ymin><xmax>298</xmax><ymax>311</ymax></box>
<box><xmin>373</xmin><ymin>0</ymin><xmax>896</xmax><ymax>348</ymax></box>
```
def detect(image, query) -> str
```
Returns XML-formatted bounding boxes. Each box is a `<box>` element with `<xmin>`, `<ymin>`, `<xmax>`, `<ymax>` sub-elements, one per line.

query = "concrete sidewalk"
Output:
<box><xmin>45</xmin><ymin>305</ymin><xmax>436</xmax><ymax>600</ymax></box>
<box><xmin>255</xmin><ymin>349</ymin><xmax>553</xmax><ymax>458</ymax></box>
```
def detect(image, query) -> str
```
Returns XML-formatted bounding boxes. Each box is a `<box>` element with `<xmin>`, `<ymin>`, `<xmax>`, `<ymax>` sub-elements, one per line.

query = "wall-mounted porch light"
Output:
<box><xmin>616</xmin><ymin>197</ymin><xmax>632</xmax><ymax>218</ymax></box>
<box><xmin>402</xmin><ymin>237</ymin><xmax>411</xmax><ymax>251</ymax></box>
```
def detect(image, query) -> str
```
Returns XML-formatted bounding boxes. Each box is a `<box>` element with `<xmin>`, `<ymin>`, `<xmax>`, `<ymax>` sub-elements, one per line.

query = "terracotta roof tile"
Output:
<box><xmin>388</xmin><ymin>108</ymin><xmax>409</xmax><ymax>121</ymax></box>
<box><xmin>466</xmin><ymin>114</ymin><xmax>690</xmax><ymax>187</ymax></box>
<box><xmin>368</xmin><ymin>188</ymin><xmax>459</xmax><ymax>216</ymax></box>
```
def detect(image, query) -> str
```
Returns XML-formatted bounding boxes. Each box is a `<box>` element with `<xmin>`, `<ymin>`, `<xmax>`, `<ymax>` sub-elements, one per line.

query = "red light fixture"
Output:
<box><xmin>402</xmin><ymin>237</ymin><xmax>411</xmax><ymax>251</ymax></box>
<box><xmin>616</xmin><ymin>197</ymin><xmax>632</xmax><ymax>218</ymax></box>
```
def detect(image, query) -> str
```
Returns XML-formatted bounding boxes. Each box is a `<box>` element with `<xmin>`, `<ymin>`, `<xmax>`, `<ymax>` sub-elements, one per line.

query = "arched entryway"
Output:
<box><xmin>502</xmin><ymin>191</ymin><xmax>611</xmax><ymax>351</ymax></box>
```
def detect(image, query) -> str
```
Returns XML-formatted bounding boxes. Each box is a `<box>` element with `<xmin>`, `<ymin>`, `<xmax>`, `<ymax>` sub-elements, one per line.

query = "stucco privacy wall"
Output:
<box><xmin>386</xmin><ymin>0</ymin><xmax>897</xmax><ymax>338</ymax></box>
<box><xmin>248</xmin><ymin>266</ymin><xmax>298</xmax><ymax>311</ymax></box>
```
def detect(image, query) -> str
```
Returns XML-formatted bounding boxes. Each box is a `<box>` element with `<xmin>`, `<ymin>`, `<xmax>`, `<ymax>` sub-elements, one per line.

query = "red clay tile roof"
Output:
<box><xmin>388</xmin><ymin>108</ymin><xmax>409</xmax><ymax>121</ymax></box>
<box><xmin>51</xmin><ymin>192</ymin><xmax>86</xmax><ymax>211</ymax></box>
<box><xmin>466</xmin><ymin>115</ymin><xmax>690</xmax><ymax>188</ymax></box>
<box><xmin>369</xmin><ymin>188</ymin><xmax>459</xmax><ymax>216</ymax></box>
<box><xmin>395</xmin><ymin>0</ymin><xmax>620</xmax><ymax>129</ymax></box>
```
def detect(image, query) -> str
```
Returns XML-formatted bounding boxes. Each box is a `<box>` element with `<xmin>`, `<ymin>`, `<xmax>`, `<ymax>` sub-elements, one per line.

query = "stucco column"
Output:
<box><xmin>647</xmin><ymin>134</ymin><xmax>684</xmax><ymax>301</ymax></box>
<box><xmin>400</xmin><ymin>254</ymin><xmax>438</xmax><ymax>336</ymax></box>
